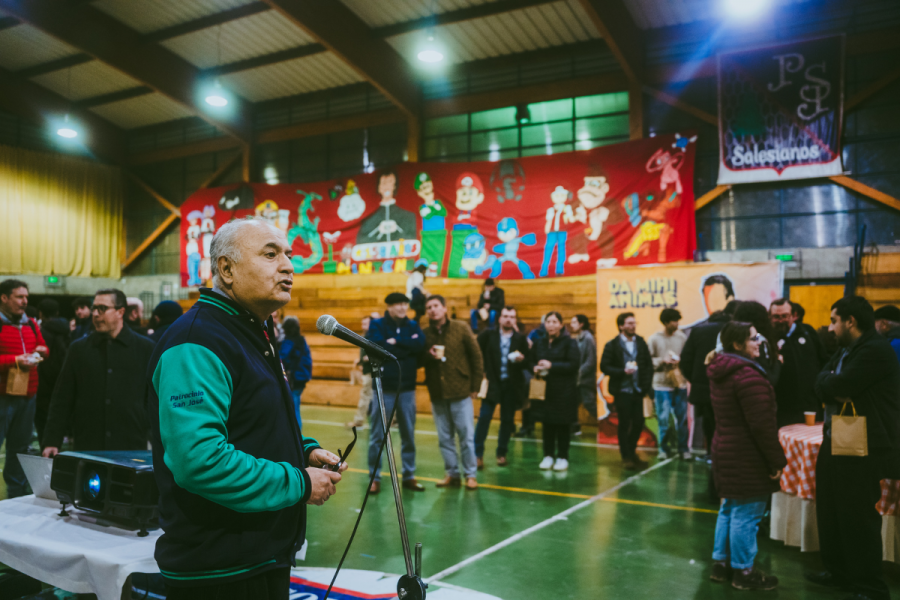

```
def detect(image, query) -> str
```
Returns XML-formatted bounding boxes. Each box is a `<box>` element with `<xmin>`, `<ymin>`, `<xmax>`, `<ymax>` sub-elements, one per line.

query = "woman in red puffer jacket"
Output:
<box><xmin>706</xmin><ymin>321</ymin><xmax>787</xmax><ymax>592</ymax></box>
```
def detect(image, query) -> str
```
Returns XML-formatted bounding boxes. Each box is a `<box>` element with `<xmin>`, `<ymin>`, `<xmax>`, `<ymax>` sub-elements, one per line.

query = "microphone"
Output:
<box><xmin>317</xmin><ymin>315</ymin><xmax>397</xmax><ymax>362</ymax></box>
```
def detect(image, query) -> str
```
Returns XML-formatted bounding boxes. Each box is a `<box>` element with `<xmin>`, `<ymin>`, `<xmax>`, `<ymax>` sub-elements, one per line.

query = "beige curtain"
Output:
<box><xmin>0</xmin><ymin>144</ymin><xmax>123</xmax><ymax>278</ymax></box>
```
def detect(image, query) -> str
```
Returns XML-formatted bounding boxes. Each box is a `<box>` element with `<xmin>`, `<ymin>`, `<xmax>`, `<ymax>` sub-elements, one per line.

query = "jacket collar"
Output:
<box><xmin>91</xmin><ymin>322</ymin><xmax>135</xmax><ymax>347</ymax></box>
<box><xmin>198</xmin><ymin>287</ymin><xmax>250</xmax><ymax>318</ymax></box>
<box><xmin>0</xmin><ymin>311</ymin><xmax>28</xmax><ymax>326</ymax></box>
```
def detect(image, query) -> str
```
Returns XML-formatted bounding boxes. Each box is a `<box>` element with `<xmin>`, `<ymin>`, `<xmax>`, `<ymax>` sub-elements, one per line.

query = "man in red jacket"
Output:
<box><xmin>0</xmin><ymin>279</ymin><xmax>47</xmax><ymax>497</ymax></box>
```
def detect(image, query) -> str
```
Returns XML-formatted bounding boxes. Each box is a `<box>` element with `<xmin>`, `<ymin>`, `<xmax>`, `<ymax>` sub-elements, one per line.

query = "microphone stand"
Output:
<box><xmin>369</xmin><ymin>354</ymin><xmax>427</xmax><ymax>600</ymax></box>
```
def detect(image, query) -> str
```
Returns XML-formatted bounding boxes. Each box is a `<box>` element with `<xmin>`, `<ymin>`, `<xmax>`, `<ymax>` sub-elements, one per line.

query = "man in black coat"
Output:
<box><xmin>35</xmin><ymin>299</ymin><xmax>70</xmax><ymax>448</ymax></box>
<box><xmin>770</xmin><ymin>298</ymin><xmax>828</xmax><ymax>427</ymax></box>
<box><xmin>600</xmin><ymin>312</ymin><xmax>653</xmax><ymax>470</ymax></box>
<box><xmin>809</xmin><ymin>296</ymin><xmax>900</xmax><ymax>600</ymax></box>
<box><xmin>681</xmin><ymin>310</ymin><xmax>731</xmax><ymax>448</ymax></box>
<box><xmin>474</xmin><ymin>306</ymin><xmax>530</xmax><ymax>467</ymax></box>
<box><xmin>42</xmin><ymin>289</ymin><xmax>156</xmax><ymax>456</ymax></box>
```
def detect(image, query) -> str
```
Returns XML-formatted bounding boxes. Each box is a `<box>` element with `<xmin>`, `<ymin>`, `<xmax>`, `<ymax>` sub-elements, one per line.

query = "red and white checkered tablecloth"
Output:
<box><xmin>778</xmin><ymin>422</ymin><xmax>900</xmax><ymax>515</ymax></box>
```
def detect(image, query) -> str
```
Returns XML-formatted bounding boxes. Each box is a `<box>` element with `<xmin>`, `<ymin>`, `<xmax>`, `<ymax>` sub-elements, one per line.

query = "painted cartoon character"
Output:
<box><xmin>415</xmin><ymin>171</ymin><xmax>448</xmax><ymax>277</ymax></box>
<box><xmin>218</xmin><ymin>184</ymin><xmax>254</xmax><ymax>214</ymax></box>
<box><xmin>568</xmin><ymin>166</ymin><xmax>615</xmax><ymax>263</ymax></box>
<box><xmin>185</xmin><ymin>210</ymin><xmax>203</xmax><ymax>286</ymax></box>
<box><xmin>199</xmin><ymin>205</ymin><xmax>216</xmax><ymax>282</ymax></box>
<box><xmin>356</xmin><ymin>172</ymin><xmax>417</xmax><ymax>243</ymax></box>
<box><xmin>453</xmin><ymin>172</ymin><xmax>484</xmax><ymax>230</ymax></box>
<box><xmin>540</xmin><ymin>185</ymin><xmax>573</xmax><ymax>277</ymax></box>
<box><xmin>489</xmin><ymin>217</ymin><xmax>536</xmax><ymax>279</ymax></box>
<box><xmin>287</xmin><ymin>190</ymin><xmax>324</xmax><ymax>274</ymax></box>
<box><xmin>322</xmin><ymin>231</ymin><xmax>341</xmax><ymax>274</ymax></box>
<box><xmin>459</xmin><ymin>232</ymin><xmax>488</xmax><ymax>277</ymax></box>
<box><xmin>337</xmin><ymin>179</ymin><xmax>366</xmax><ymax>222</ymax></box>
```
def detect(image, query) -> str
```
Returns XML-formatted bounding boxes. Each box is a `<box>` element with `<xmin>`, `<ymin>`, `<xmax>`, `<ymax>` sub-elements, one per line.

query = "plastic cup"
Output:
<box><xmin>804</xmin><ymin>412</ymin><xmax>816</xmax><ymax>426</ymax></box>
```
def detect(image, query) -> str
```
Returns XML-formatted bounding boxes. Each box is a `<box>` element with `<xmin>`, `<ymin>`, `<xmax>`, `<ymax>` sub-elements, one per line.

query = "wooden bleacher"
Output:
<box><xmin>857</xmin><ymin>252</ymin><xmax>900</xmax><ymax>311</ymax></box>
<box><xmin>178</xmin><ymin>273</ymin><xmax>598</xmax><ymax>414</ymax></box>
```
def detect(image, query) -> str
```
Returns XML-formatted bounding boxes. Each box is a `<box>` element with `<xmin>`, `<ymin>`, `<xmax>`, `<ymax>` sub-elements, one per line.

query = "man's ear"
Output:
<box><xmin>217</xmin><ymin>256</ymin><xmax>235</xmax><ymax>286</ymax></box>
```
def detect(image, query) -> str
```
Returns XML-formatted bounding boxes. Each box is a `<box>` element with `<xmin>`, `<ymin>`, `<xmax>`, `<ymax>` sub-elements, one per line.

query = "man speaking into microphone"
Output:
<box><xmin>148</xmin><ymin>217</ymin><xmax>346</xmax><ymax>600</ymax></box>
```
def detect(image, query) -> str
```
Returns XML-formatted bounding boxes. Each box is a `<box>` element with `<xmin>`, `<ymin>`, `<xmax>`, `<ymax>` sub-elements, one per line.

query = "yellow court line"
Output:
<box><xmin>344</xmin><ymin>468</ymin><xmax>716</xmax><ymax>514</ymax></box>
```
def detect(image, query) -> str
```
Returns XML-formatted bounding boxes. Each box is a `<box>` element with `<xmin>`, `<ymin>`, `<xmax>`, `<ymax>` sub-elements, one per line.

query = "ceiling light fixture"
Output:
<box><xmin>205</xmin><ymin>80</ymin><xmax>228</xmax><ymax>107</ymax></box>
<box><xmin>417</xmin><ymin>35</ymin><xmax>444</xmax><ymax>63</ymax></box>
<box><xmin>723</xmin><ymin>0</ymin><xmax>770</xmax><ymax>18</ymax></box>
<box><xmin>516</xmin><ymin>104</ymin><xmax>531</xmax><ymax>125</ymax></box>
<box><xmin>57</xmin><ymin>114</ymin><xmax>78</xmax><ymax>139</ymax></box>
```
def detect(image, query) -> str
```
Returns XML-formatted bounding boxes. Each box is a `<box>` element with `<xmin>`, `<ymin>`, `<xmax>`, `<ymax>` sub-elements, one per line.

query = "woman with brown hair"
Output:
<box><xmin>706</xmin><ymin>321</ymin><xmax>786</xmax><ymax>591</ymax></box>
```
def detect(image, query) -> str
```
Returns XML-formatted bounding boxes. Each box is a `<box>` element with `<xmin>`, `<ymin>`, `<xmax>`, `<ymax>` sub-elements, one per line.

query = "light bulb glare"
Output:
<box><xmin>417</xmin><ymin>49</ymin><xmax>444</xmax><ymax>63</ymax></box>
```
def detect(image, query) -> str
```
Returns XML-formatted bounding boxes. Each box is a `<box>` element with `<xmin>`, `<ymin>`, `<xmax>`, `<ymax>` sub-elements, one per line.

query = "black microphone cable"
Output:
<box><xmin>322</xmin><ymin>357</ymin><xmax>404</xmax><ymax>600</ymax></box>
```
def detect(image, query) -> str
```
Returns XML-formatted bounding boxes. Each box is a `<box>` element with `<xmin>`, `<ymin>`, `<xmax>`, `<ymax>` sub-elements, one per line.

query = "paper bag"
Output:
<box><xmin>529</xmin><ymin>377</ymin><xmax>546</xmax><ymax>400</ymax></box>
<box><xmin>478</xmin><ymin>378</ymin><xmax>489</xmax><ymax>399</ymax></box>
<box><xmin>832</xmin><ymin>402</ymin><xmax>868</xmax><ymax>457</ymax></box>
<box><xmin>478</xmin><ymin>307</ymin><xmax>489</xmax><ymax>322</ymax></box>
<box><xmin>643</xmin><ymin>395</ymin><xmax>656</xmax><ymax>419</ymax></box>
<box><xmin>6</xmin><ymin>364</ymin><xmax>30</xmax><ymax>396</ymax></box>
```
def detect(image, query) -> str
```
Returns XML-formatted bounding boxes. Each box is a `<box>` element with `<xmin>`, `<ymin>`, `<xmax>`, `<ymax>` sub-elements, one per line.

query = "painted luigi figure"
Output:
<box><xmin>415</xmin><ymin>172</ymin><xmax>448</xmax><ymax>277</ymax></box>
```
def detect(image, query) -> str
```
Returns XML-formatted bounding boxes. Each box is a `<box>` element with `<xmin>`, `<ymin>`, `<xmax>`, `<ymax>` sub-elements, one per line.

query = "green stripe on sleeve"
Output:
<box><xmin>153</xmin><ymin>343</ymin><xmax>308</xmax><ymax>512</ymax></box>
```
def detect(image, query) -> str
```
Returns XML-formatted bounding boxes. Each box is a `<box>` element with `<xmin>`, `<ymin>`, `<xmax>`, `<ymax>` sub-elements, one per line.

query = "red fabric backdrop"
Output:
<box><xmin>179</xmin><ymin>133</ymin><xmax>697</xmax><ymax>286</ymax></box>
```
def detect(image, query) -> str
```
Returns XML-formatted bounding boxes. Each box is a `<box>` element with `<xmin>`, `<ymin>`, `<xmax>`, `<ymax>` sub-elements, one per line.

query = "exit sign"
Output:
<box><xmin>775</xmin><ymin>254</ymin><xmax>794</xmax><ymax>262</ymax></box>
<box><xmin>45</xmin><ymin>275</ymin><xmax>64</xmax><ymax>287</ymax></box>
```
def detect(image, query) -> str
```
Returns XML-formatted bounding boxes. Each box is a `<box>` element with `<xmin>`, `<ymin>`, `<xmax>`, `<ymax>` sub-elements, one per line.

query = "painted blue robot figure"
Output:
<box><xmin>460</xmin><ymin>231</ymin><xmax>489</xmax><ymax>277</ymax></box>
<box><xmin>490</xmin><ymin>217</ymin><xmax>536</xmax><ymax>279</ymax></box>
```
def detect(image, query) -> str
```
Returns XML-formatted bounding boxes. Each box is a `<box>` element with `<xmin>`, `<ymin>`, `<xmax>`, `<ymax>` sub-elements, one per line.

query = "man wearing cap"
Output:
<box><xmin>365</xmin><ymin>292</ymin><xmax>426</xmax><ymax>494</ymax></box>
<box><xmin>769</xmin><ymin>298</ymin><xmax>828</xmax><ymax>427</ymax></box>
<box><xmin>875</xmin><ymin>305</ymin><xmax>900</xmax><ymax>363</ymax></box>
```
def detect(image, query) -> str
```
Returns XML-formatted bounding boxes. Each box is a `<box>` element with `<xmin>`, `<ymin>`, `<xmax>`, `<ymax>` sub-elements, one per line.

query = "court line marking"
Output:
<box><xmin>303</xmin><ymin>418</ymin><xmax>631</xmax><ymax>450</ymax></box>
<box><xmin>424</xmin><ymin>458</ymin><xmax>675</xmax><ymax>584</ymax></box>
<box><xmin>344</xmin><ymin>467</ymin><xmax>717</xmax><ymax>514</ymax></box>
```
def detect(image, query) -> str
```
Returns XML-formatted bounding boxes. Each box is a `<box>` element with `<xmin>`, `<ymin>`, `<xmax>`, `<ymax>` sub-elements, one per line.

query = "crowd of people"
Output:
<box><xmin>2</xmin><ymin>235</ymin><xmax>900</xmax><ymax>598</ymax></box>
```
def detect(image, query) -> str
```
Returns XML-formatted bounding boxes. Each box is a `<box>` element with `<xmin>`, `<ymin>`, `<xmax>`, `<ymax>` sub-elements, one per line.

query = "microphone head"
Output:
<box><xmin>316</xmin><ymin>314</ymin><xmax>338</xmax><ymax>336</ymax></box>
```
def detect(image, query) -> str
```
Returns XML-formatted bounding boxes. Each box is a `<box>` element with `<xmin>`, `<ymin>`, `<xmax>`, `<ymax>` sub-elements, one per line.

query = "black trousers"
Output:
<box><xmin>615</xmin><ymin>392</ymin><xmax>644</xmax><ymax>460</ymax></box>
<box><xmin>816</xmin><ymin>439</ymin><xmax>889</xmax><ymax>600</ymax></box>
<box><xmin>165</xmin><ymin>567</ymin><xmax>290</xmax><ymax>600</ymax></box>
<box><xmin>542</xmin><ymin>423</ymin><xmax>571</xmax><ymax>459</ymax></box>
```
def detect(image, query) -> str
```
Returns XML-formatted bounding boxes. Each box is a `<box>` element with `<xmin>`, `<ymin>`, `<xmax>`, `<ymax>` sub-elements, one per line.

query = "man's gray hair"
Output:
<box><xmin>210</xmin><ymin>217</ymin><xmax>280</xmax><ymax>286</ymax></box>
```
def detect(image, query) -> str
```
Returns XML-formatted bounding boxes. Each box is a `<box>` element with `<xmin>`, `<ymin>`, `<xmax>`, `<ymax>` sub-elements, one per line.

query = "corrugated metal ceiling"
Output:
<box><xmin>222</xmin><ymin>52</ymin><xmax>365</xmax><ymax>102</ymax></box>
<box><xmin>92</xmin><ymin>0</ymin><xmax>259</xmax><ymax>34</ymax></box>
<box><xmin>341</xmin><ymin>0</ymin><xmax>502</xmax><ymax>28</ymax></box>
<box><xmin>0</xmin><ymin>24</ymin><xmax>79</xmax><ymax>71</ymax></box>
<box><xmin>89</xmin><ymin>93</ymin><xmax>195</xmax><ymax>129</ymax></box>
<box><xmin>386</xmin><ymin>0</ymin><xmax>599</xmax><ymax>64</ymax></box>
<box><xmin>160</xmin><ymin>10</ymin><xmax>317</xmax><ymax>69</ymax></box>
<box><xmin>30</xmin><ymin>60</ymin><xmax>141</xmax><ymax>101</ymax></box>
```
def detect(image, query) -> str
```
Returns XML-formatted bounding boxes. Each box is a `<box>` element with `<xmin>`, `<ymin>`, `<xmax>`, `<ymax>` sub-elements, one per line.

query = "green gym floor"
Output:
<box><xmin>5</xmin><ymin>405</ymin><xmax>900</xmax><ymax>599</ymax></box>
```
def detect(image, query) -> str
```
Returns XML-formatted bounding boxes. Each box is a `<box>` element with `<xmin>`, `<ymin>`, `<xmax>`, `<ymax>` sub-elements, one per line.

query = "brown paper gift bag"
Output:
<box><xmin>643</xmin><ymin>395</ymin><xmax>656</xmax><ymax>419</ymax></box>
<box><xmin>528</xmin><ymin>377</ymin><xmax>546</xmax><ymax>400</ymax></box>
<box><xmin>832</xmin><ymin>401</ymin><xmax>868</xmax><ymax>457</ymax></box>
<box><xmin>6</xmin><ymin>360</ymin><xmax>30</xmax><ymax>396</ymax></box>
<box><xmin>477</xmin><ymin>377</ymin><xmax>489</xmax><ymax>399</ymax></box>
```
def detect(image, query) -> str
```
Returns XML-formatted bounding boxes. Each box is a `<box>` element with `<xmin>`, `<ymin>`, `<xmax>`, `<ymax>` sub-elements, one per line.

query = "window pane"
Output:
<box><xmin>783</xmin><ymin>214</ymin><xmax>857</xmax><ymax>248</ymax></box>
<box><xmin>521</xmin><ymin>122</ymin><xmax>573</xmax><ymax>147</ymax></box>
<box><xmin>712</xmin><ymin>186</ymin><xmax>780</xmax><ymax>218</ymax></box>
<box><xmin>521</xmin><ymin>142</ymin><xmax>574</xmax><ymax>157</ymax></box>
<box><xmin>471</xmin><ymin>107</ymin><xmax>517</xmax><ymax>131</ymax></box>
<box><xmin>575</xmin><ymin>114</ymin><xmax>629</xmax><ymax>142</ymax></box>
<box><xmin>471</xmin><ymin>128</ymin><xmax>518</xmax><ymax>153</ymax></box>
<box><xmin>470</xmin><ymin>149</ymin><xmax>519</xmax><ymax>162</ymax></box>
<box><xmin>424</xmin><ymin>134</ymin><xmax>468</xmax><ymax>159</ymax></box>
<box><xmin>575</xmin><ymin>92</ymin><xmax>629</xmax><ymax>117</ymax></box>
<box><xmin>526</xmin><ymin>99</ymin><xmax>573</xmax><ymax>124</ymax></box>
<box><xmin>708</xmin><ymin>218</ymin><xmax>782</xmax><ymax>250</ymax></box>
<box><xmin>425</xmin><ymin>114</ymin><xmax>468</xmax><ymax>137</ymax></box>
<box><xmin>859</xmin><ymin>210</ymin><xmax>900</xmax><ymax>246</ymax></box>
<box><xmin>575</xmin><ymin>137</ymin><xmax>627</xmax><ymax>151</ymax></box>
<box><xmin>782</xmin><ymin>184</ymin><xmax>855</xmax><ymax>214</ymax></box>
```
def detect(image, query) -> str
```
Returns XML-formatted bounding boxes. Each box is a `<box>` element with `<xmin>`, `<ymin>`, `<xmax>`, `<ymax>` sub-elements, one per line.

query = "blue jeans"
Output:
<box><xmin>187</xmin><ymin>252</ymin><xmax>201</xmax><ymax>286</ymax></box>
<box><xmin>470</xmin><ymin>309</ymin><xmax>497</xmax><ymax>330</ymax></box>
<box><xmin>474</xmin><ymin>380</ymin><xmax>517</xmax><ymax>458</ymax></box>
<box><xmin>654</xmin><ymin>388</ymin><xmax>688</xmax><ymax>454</ymax></box>
<box><xmin>712</xmin><ymin>496</ymin><xmax>769</xmax><ymax>569</ymax></box>
<box><xmin>432</xmin><ymin>397</ymin><xmax>478</xmax><ymax>479</ymax></box>
<box><xmin>540</xmin><ymin>231</ymin><xmax>567</xmax><ymax>277</ymax></box>
<box><xmin>0</xmin><ymin>394</ymin><xmax>36</xmax><ymax>498</ymax></box>
<box><xmin>292</xmin><ymin>382</ymin><xmax>306</xmax><ymax>430</ymax></box>
<box><xmin>368</xmin><ymin>389</ymin><xmax>417</xmax><ymax>482</ymax></box>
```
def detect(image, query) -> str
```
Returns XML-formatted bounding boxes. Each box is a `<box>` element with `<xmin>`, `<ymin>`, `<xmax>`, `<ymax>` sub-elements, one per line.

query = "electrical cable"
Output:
<box><xmin>322</xmin><ymin>357</ymin><xmax>403</xmax><ymax>600</ymax></box>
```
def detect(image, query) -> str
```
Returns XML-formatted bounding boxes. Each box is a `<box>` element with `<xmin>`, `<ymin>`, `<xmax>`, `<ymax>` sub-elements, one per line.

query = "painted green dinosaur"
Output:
<box><xmin>287</xmin><ymin>190</ymin><xmax>324</xmax><ymax>273</ymax></box>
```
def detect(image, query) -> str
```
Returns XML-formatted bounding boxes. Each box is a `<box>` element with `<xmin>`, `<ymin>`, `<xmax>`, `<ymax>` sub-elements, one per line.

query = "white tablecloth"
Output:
<box><xmin>770</xmin><ymin>491</ymin><xmax>900</xmax><ymax>564</ymax></box>
<box><xmin>0</xmin><ymin>495</ymin><xmax>160</xmax><ymax>600</ymax></box>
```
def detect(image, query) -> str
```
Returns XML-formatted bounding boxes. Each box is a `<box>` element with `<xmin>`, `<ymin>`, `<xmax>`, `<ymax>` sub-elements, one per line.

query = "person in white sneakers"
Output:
<box><xmin>532</xmin><ymin>312</ymin><xmax>580</xmax><ymax>471</ymax></box>
<box><xmin>648</xmin><ymin>308</ymin><xmax>690</xmax><ymax>460</ymax></box>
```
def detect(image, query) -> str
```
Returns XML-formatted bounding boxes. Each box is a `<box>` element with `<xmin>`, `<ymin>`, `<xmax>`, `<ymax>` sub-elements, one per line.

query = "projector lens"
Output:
<box><xmin>86</xmin><ymin>472</ymin><xmax>101</xmax><ymax>499</ymax></box>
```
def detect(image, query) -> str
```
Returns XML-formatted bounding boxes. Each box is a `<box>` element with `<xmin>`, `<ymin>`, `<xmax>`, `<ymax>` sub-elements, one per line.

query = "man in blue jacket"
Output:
<box><xmin>148</xmin><ymin>218</ymin><xmax>346</xmax><ymax>599</ymax></box>
<box><xmin>365</xmin><ymin>292</ymin><xmax>426</xmax><ymax>494</ymax></box>
<box><xmin>874</xmin><ymin>305</ymin><xmax>900</xmax><ymax>363</ymax></box>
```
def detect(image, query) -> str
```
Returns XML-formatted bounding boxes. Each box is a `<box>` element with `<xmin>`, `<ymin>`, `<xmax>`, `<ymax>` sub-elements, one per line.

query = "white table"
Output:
<box><xmin>0</xmin><ymin>495</ymin><xmax>160</xmax><ymax>600</ymax></box>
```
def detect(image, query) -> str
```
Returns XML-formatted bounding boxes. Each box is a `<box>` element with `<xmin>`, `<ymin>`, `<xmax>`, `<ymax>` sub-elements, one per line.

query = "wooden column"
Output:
<box><xmin>629</xmin><ymin>82</ymin><xmax>643</xmax><ymax>140</ymax></box>
<box><xmin>406</xmin><ymin>114</ymin><xmax>420</xmax><ymax>162</ymax></box>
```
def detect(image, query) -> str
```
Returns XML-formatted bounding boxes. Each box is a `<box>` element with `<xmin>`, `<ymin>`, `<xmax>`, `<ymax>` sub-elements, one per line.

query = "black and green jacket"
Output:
<box><xmin>147</xmin><ymin>288</ymin><xmax>320</xmax><ymax>586</ymax></box>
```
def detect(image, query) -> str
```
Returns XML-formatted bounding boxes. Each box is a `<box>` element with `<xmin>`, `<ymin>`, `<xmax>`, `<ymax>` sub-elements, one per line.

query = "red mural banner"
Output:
<box><xmin>179</xmin><ymin>133</ymin><xmax>697</xmax><ymax>286</ymax></box>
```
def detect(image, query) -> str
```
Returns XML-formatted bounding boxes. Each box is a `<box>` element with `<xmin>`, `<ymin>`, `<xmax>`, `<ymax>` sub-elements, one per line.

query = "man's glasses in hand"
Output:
<box><xmin>326</xmin><ymin>426</ymin><xmax>356</xmax><ymax>472</ymax></box>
